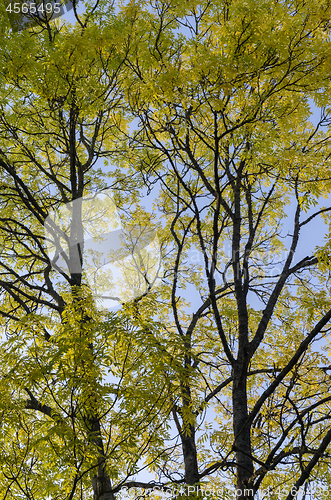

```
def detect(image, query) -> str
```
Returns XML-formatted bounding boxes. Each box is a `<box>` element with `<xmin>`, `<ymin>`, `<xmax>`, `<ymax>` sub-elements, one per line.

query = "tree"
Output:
<box><xmin>111</xmin><ymin>0</ymin><xmax>331</xmax><ymax>498</ymax></box>
<box><xmin>1</xmin><ymin>1</ymin><xmax>331</xmax><ymax>500</ymax></box>
<box><xmin>0</xmin><ymin>3</ymin><xmax>170</xmax><ymax>500</ymax></box>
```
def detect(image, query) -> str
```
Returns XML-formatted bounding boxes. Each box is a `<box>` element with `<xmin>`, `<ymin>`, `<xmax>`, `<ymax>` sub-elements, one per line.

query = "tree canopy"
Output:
<box><xmin>1</xmin><ymin>1</ymin><xmax>331</xmax><ymax>499</ymax></box>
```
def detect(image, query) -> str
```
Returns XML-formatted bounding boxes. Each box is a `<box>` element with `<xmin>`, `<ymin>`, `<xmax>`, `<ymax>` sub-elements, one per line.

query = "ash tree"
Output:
<box><xmin>0</xmin><ymin>3</ymin><xmax>171</xmax><ymax>500</ymax></box>
<box><xmin>110</xmin><ymin>0</ymin><xmax>331</xmax><ymax>499</ymax></box>
<box><xmin>1</xmin><ymin>0</ymin><xmax>331</xmax><ymax>500</ymax></box>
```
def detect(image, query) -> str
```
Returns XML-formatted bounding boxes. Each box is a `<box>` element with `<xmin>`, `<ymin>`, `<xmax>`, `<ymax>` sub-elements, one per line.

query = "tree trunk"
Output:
<box><xmin>89</xmin><ymin>416</ymin><xmax>116</xmax><ymax>500</ymax></box>
<box><xmin>179</xmin><ymin>353</ymin><xmax>200</xmax><ymax>489</ymax></box>
<box><xmin>232</xmin><ymin>370</ymin><xmax>254</xmax><ymax>500</ymax></box>
<box><xmin>181</xmin><ymin>423</ymin><xmax>200</xmax><ymax>485</ymax></box>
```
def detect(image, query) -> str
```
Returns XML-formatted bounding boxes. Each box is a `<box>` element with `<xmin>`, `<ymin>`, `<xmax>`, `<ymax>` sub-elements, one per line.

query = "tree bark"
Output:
<box><xmin>181</xmin><ymin>423</ymin><xmax>200</xmax><ymax>485</ymax></box>
<box><xmin>232</xmin><ymin>369</ymin><xmax>254</xmax><ymax>500</ymax></box>
<box><xmin>179</xmin><ymin>351</ymin><xmax>200</xmax><ymax>488</ymax></box>
<box><xmin>89</xmin><ymin>416</ymin><xmax>116</xmax><ymax>500</ymax></box>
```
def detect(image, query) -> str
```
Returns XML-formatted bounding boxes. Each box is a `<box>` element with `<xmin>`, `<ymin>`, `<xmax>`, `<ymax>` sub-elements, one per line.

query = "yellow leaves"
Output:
<box><xmin>1</xmin><ymin>0</ymin><xmax>331</xmax><ymax>496</ymax></box>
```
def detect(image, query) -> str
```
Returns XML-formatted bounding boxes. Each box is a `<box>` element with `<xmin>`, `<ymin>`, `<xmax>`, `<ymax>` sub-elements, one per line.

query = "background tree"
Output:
<box><xmin>0</xmin><ymin>3</ymin><xmax>171</xmax><ymax>500</ymax></box>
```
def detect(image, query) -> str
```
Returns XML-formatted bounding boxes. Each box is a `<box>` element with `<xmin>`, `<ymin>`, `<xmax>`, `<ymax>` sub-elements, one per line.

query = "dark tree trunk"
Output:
<box><xmin>179</xmin><ymin>351</ymin><xmax>200</xmax><ymax>488</ymax></box>
<box><xmin>232</xmin><ymin>371</ymin><xmax>254</xmax><ymax>500</ymax></box>
<box><xmin>181</xmin><ymin>423</ymin><xmax>200</xmax><ymax>485</ymax></box>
